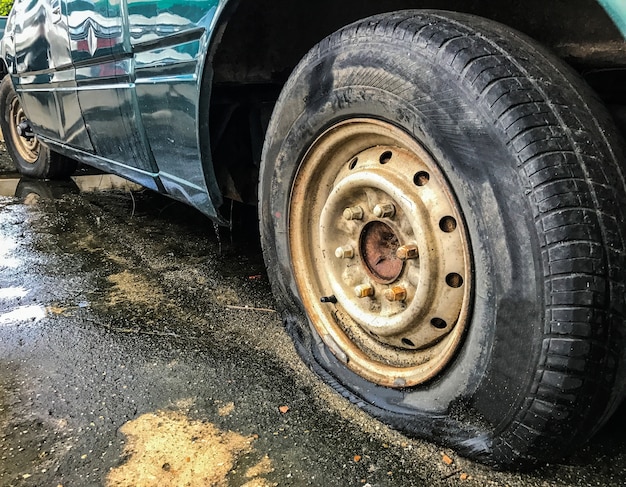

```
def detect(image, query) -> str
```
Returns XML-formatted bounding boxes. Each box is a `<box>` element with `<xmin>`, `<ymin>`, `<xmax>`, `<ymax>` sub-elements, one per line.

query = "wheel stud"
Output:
<box><xmin>396</xmin><ymin>244</ymin><xmax>419</xmax><ymax>260</ymax></box>
<box><xmin>354</xmin><ymin>283</ymin><xmax>374</xmax><ymax>298</ymax></box>
<box><xmin>384</xmin><ymin>286</ymin><xmax>407</xmax><ymax>302</ymax></box>
<box><xmin>373</xmin><ymin>203</ymin><xmax>396</xmax><ymax>218</ymax></box>
<box><xmin>343</xmin><ymin>206</ymin><xmax>364</xmax><ymax>220</ymax></box>
<box><xmin>335</xmin><ymin>245</ymin><xmax>355</xmax><ymax>259</ymax></box>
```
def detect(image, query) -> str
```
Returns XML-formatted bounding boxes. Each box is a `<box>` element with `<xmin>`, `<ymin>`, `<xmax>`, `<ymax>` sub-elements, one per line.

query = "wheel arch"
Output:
<box><xmin>203</xmin><ymin>0</ymin><xmax>625</xmax><ymax>208</ymax></box>
<box><xmin>210</xmin><ymin>0</ymin><xmax>624</xmax><ymax>86</ymax></box>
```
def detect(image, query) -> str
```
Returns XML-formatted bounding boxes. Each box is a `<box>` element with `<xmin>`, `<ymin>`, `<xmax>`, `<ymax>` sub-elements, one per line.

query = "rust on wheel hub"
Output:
<box><xmin>360</xmin><ymin>221</ymin><xmax>403</xmax><ymax>284</ymax></box>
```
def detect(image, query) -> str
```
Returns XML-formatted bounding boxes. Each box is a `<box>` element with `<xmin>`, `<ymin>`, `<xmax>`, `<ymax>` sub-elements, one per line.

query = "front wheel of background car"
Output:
<box><xmin>0</xmin><ymin>75</ymin><xmax>77</xmax><ymax>179</ymax></box>
<box><xmin>258</xmin><ymin>11</ymin><xmax>626</xmax><ymax>468</ymax></box>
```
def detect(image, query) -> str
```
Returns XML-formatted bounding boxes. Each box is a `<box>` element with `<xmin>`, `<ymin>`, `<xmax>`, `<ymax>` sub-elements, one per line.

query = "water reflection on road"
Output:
<box><xmin>0</xmin><ymin>173</ymin><xmax>142</xmax><ymax>198</ymax></box>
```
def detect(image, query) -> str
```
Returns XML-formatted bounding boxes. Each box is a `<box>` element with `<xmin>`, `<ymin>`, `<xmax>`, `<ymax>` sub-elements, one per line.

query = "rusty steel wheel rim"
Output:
<box><xmin>289</xmin><ymin>119</ymin><xmax>472</xmax><ymax>387</ymax></box>
<box><xmin>9</xmin><ymin>97</ymin><xmax>39</xmax><ymax>163</ymax></box>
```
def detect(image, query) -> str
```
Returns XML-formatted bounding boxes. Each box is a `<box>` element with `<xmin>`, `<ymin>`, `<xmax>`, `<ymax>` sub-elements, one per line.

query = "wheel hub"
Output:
<box><xmin>360</xmin><ymin>221</ymin><xmax>402</xmax><ymax>283</ymax></box>
<box><xmin>289</xmin><ymin>119</ymin><xmax>472</xmax><ymax>387</ymax></box>
<box><xmin>9</xmin><ymin>99</ymin><xmax>39</xmax><ymax>163</ymax></box>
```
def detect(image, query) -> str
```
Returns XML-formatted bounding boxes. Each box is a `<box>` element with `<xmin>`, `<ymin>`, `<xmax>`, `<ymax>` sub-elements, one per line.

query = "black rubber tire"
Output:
<box><xmin>0</xmin><ymin>75</ymin><xmax>77</xmax><ymax>179</ymax></box>
<box><xmin>259</xmin><ymin>10</ymin><xmax>626</xmax><ymax>468</ymax></box>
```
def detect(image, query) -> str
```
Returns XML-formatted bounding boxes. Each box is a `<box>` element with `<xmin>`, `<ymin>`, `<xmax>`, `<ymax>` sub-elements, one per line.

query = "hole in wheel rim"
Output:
<box><xmin>431</xmin><ymin>318</ymin><xmax>447</xmax><ymax>329</ymax></box>
<box><xmin>446</xmin><ymin>273</ymin><xmax>463</xmax><ymax>288</ymax></box>
<box><xmin>379</xmin><ymin>151</ymin><xmax>393</xmax><ymax>164</ymax></box>
<box><xmin>414</xmin><ymin>171</ymin><xmax>430</xmax><ymax>186</ymax></box>
<box><xmin>439</xmin><ymin>216</ymin><xmax>457</xmax><ymax>233</ymax></box>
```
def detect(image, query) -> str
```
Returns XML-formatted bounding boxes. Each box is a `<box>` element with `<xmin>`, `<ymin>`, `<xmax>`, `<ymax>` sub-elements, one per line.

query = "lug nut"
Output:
<box><xmin>384</xmin><ymin>286</ymin><xmax>407</xmax><ymax>302</ymax></box>
<box><xmin>396</xmin><ymin>244</ymin><xmax>419</xmax><ymax>260</ymax></box>
<box><xmin>335</xmin><ymin>245</ymin><xmax>354</xmax><ymax>259</ymax></box>
<box><xmin>373</xmin><ymin>203</ymin><xmax>396</xmax><ymax>218</ymax></box>
<box><xmin>343</xmin><ymin>206</ymin><xmax>364</xmax><ymax>220</ymax></box>
<box><xmin>354</xmin><ymin>283</ymin><xmax>374</xmax><ymax>298</ymax></box>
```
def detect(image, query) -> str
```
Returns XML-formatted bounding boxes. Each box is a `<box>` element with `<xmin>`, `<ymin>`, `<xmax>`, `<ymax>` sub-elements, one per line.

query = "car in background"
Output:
<box><xmin>1</xmin><ymin>0</ymin><xmax>625</xmax><ymax>469</ymax></box>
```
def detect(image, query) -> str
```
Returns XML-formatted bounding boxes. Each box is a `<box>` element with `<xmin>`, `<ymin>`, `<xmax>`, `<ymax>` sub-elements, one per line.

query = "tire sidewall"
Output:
<box><xmin>260</xmin><ymin>38</ymin><xmax>544</xmax><ymax>437</ymax></box>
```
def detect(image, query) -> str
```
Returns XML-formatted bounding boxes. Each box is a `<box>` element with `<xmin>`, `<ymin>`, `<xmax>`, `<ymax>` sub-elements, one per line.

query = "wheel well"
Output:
<box><xmin>208</xmin><ymin>0</ymin><xmax>626</xmax><ymax>206</ymax></box>
<box><xmin>213</xmin><ymin>0</ymin><xmax>624</xmax><ymax>83</ymax></box>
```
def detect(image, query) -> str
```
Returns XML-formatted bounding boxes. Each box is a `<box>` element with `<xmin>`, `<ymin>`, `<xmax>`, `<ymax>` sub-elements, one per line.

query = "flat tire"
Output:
<box><xmin>259</xmin><ymin>10</ymin><xmax>626</xmax><ymax>468</ymax></box>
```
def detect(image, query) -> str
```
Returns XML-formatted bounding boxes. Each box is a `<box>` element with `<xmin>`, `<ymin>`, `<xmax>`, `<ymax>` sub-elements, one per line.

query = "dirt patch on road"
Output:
<box><xmin>107</xmin><ymin>410</ymin><xmax>275</xmax><ymax>487</ymax></box>
<box><xmin>107</xmin><ymin>271</ymin><xmax>164</xmax><ymax>307</ymax></box>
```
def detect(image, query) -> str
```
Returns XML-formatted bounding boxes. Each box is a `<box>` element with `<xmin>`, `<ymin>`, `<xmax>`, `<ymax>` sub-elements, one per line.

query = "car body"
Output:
<box><xmin>1</xmin><ymin>0</ymin><xmax>625</xmax><ymax>220</ymax></box>
<box><xmin>1</xmin><ymin>0</ymin><xmax>626</xmax><ymax>469</ymax></box>
<box><xmin>1</xmin><ymin>0</ymin><xmax>224</xmax><ymax>218</ymax></box>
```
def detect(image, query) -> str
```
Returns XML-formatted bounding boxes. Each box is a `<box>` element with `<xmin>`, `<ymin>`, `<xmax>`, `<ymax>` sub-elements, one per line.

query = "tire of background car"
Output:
<box><xmin>0</xmin><ymin>75</ymin><xmax>77</xmax><ymax>179</ymax></box>
<box><xmin>258</xmin><ymin>10</ymin><xmax>626</xmax><ymax>468</ymax></box>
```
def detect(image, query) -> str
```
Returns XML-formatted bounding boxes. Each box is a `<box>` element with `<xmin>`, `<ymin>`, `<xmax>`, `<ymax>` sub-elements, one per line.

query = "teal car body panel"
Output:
<box><xmin>1</xmin><ymin>0</ymin><xmax>224</xmax><ymax>217</ymax></box>
<box><xmin>0</xmin><ymin>0</ymin><xmax>623</xmax><ymax>220</ymax></box>
<box><xmin>599</xmin><ymin>0</ymin><xmax>626</xmax><ymax>37</ymax></box>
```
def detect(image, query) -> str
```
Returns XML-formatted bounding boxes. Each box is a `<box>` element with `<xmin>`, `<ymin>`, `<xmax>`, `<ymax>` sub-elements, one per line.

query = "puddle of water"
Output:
<box><xmin>0</xmin><ymin>176</ymin><xmax>19</xmax><ymax>196</ymax></box>
<box><xmin>0</xmin><ymin>286</ymin><xmax>29</xmax><ymax>299</ymax></box>
<box><xmin>0</xmin><ymin>234</ymin><xmax>20</xmax><ymax>269</ymax></box>
<box><xmin>0</xmin><ymin>174</ymin><xmax>142</xmax><ymax>198</ymax></box>
<box><xmin>107</xmin><ymin>410</ymin><xmax>275</xmax><ymax>487</ymax></box>
<box><xmin>73</xmin><ymin>174</ymin><xmax>143</xmax><ymax>193</ymax></box>
<box><xmin>0</xmin><ymin>305</ymin><xmax>47</xmax><ymax>324</ymax></box>
<box><xmin>0</xmin><ymin>293</ymin><xmax>86</xmax><ymax>325</ymax></box>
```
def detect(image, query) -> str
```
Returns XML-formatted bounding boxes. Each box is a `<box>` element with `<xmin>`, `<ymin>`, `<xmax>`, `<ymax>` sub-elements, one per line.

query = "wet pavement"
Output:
<box><xmin>1</xmin><ymin>144</ymin><xmax>626</xmax><ymax>487</ymax></box>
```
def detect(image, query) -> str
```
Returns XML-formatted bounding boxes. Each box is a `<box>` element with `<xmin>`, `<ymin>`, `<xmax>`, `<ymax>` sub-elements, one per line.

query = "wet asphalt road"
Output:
<box><xmin>1</xmin><ymin>146</ymin><xmax>626</xmax><ymax>487</ymax></box>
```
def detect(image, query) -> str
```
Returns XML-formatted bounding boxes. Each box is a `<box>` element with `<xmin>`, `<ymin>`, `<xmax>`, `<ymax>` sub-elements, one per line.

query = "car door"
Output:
<box><xmin>65</xmin><ymin>0</ymin><xmax>159</xmax><ymax>178</ymax></box>
<box><xmin>8</xmin><ymin>0</ymin><xmax>92</xmax><ymax>150</ymax></box>
<box><xmin>126</xmin><ymin>0</ymin><xmax>221</xmax><ymax>211</ymax></box>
